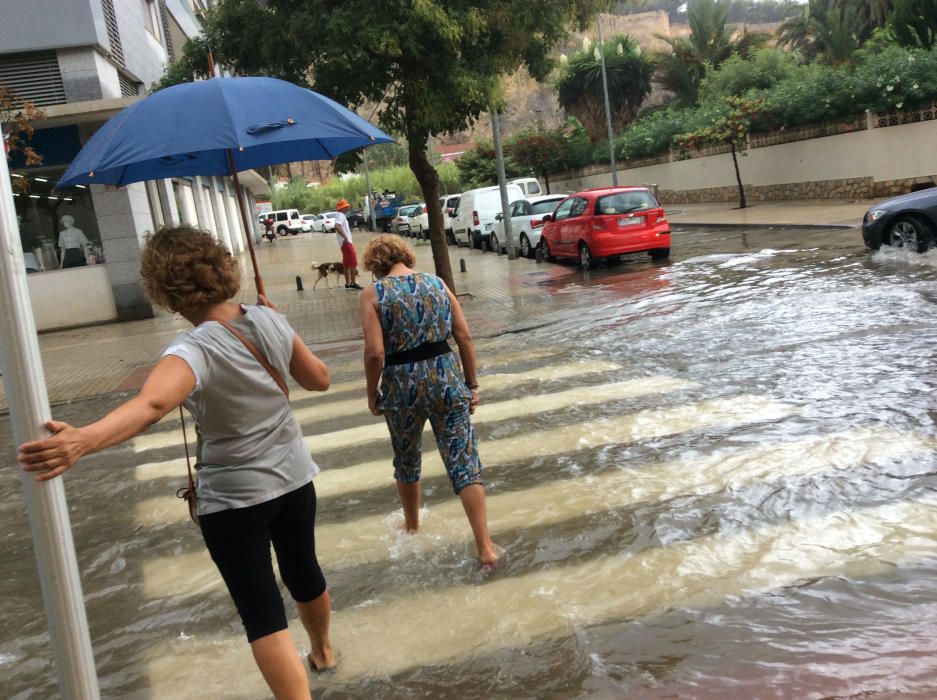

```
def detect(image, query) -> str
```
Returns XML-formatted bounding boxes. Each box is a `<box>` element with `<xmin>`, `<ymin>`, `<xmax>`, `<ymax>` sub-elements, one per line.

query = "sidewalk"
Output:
<box><xmin>665</xmin><ymin>199</ymin><xmax>874</xmax><ymax>228</ymax></box>
<box><xmin>0</xmin><ymin>232</ymin><xmax>580</xmax><ymax>412</ymax></box>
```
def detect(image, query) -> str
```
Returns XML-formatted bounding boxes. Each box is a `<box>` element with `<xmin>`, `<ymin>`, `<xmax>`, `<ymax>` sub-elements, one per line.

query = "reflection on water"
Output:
<box><xmin>4</xmin><ymin>239</ymin><xmax>937</xmax><ymax>698</ymax></box>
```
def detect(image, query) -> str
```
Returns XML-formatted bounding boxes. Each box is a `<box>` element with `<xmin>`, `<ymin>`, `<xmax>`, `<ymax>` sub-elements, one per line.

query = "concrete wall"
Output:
<box><xmin>28</xmin><ymin>265</ymin><xmax>118</xmax><ymax>331</ymax></box>
<box><xmin>0</xmin><ymin>0</ymin><xmax>104</xmax><ymax>55</ymax></box>
<box><xmin>552</xmin><ymin>118</ymin><xmax>937</xmax><ymax>203</ymax></box>
<box><xmin>115</xmin><ymin>0</ymin><xmax>170</xmax><ymax>88</ymax></box>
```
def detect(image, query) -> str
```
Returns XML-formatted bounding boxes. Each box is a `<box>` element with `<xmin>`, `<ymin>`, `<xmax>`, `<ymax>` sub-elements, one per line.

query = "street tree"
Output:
<box><xmin>676</xmin><ymin>95</ymin><xmax>766</xmax><ymax>209</ymax></box>
<box><xmin>778</xmin><ymin>0</ymin><xmax>895</xmax><ymax>64</ymax></box>
<box><xmin>456</xmin><ymin>141</ymin><xmax>519</xmax><ymax>188</ymax></box>
<box><xmin>157</xmin><ymin>0</ymin><xmax>605</xmax><ymax>291</ymax></box>
<box><xmin>507</xmin><ymin>130</ymin><xmax>568</xmax><ymax>193</ymax></box>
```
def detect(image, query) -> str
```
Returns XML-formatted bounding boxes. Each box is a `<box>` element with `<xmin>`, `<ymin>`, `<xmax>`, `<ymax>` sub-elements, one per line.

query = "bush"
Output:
<box><xmin>699</xmin><ymin>48</ymin><xmax>799</xmax><ymax>101</ymax></box>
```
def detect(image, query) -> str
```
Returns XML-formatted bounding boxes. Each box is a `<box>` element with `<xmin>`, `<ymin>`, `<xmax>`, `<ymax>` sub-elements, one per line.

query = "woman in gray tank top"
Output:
<box><xmin>19</xmin><ymin>226</ymin><xmax>335</xmax><ymax>699</ymax></box>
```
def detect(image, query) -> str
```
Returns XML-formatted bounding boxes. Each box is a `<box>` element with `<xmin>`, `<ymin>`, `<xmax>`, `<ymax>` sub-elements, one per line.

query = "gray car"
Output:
<box><xmin>862</xmin><ymin>188</ymin><xmax>937</xmax><ymax>252</ymax></box>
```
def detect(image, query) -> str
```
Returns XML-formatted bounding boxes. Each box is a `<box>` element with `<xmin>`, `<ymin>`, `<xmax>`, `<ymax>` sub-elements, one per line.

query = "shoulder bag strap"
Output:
<box><xmin>216</xmin><ymin>318</ymin><xmax>290</xmax><ymax>399</ymax></box>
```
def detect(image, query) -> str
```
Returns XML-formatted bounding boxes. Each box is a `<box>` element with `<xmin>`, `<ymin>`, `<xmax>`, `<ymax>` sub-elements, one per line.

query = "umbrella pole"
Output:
<box><xmin>0</xmin><ymin>137</ymin><xmax>100</xmax><ymax>696</ymax></box>
<box><xmin>226</xmin><ymin>150</ymin><xmax>266</xmax><ymax>297</ymax></box>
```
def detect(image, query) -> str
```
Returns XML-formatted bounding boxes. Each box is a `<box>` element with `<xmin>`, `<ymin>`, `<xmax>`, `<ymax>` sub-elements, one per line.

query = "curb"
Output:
<box><xmin>669</xmin><ymin>221</ymin><xmax>858</xmax><ymax>231</ymax></box>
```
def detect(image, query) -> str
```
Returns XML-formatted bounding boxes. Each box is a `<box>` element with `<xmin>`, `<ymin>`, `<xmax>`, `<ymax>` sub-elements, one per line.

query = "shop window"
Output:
<box><xmin>11</xmin><ymin>168</ymin><xmax>104</xmax><ymax>273</ymax></box>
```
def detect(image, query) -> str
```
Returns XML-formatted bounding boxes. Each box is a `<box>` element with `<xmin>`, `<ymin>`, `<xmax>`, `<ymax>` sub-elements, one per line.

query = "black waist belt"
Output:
<box><xmin>385</xmin><ymin>340</ymin><xmax>451</xmax><ymax>366</ymax></box>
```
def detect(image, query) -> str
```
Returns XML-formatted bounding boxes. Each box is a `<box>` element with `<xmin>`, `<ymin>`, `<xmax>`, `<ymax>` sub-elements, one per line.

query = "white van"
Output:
<box><xmin>264</xmin><ymin>208</ymin><xmax>309</xmax><ymax>235</ymax></box>
<box><xmin>508</xmin><ymin>177</ymin><xmax>543</xmax><ymax>197</ymax></box>
<box><xmin>451</xmin><ymin>184</ymin><xmax>524</xmax><ymax>250</ymax></box>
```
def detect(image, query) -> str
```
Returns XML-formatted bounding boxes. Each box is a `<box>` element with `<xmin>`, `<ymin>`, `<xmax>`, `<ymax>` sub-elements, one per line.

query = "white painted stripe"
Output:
<box><xmin>137</xmin><ymin>395</ymin><xmax>795</xmax><ymax>594</ymax></box>
<box><xmin>133</xmin><ymin>373</ymin><xmax>692</xmax><ymax>473</ymax></box>
<box><xmin>306</xmin><ymin>376</ymin><xmax>696</xmax><ymax>454</ymax></box>
<box><xmin>141</xmin><ymin>489</ymin><xmax>937</xmax><ymax>697</ymax></box>
<box><xmin>133</xmin><ymin>359</ymin><xmax>622</xmax><ymax>453</ymax></box>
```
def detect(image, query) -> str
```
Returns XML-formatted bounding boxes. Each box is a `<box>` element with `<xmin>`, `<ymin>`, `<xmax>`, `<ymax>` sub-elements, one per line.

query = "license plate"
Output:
<box><xmin>618</xmin><ymin>217</ymin><xmax>642</xmax><ymax>226</ymax></box>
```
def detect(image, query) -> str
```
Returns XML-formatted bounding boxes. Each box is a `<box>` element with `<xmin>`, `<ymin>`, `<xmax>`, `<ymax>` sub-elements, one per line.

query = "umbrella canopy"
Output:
<box><xmin>58</xmin><ymin>76</ymin><xmax>393</xmax><ymax>187</ymax></box>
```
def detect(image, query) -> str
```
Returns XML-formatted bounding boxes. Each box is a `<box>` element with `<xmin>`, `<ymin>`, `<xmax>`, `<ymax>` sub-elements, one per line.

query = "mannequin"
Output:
<box><xmin>58</xmin><ymin>215</ymin><xmax>91</xmax><ymax>268</ymax></box>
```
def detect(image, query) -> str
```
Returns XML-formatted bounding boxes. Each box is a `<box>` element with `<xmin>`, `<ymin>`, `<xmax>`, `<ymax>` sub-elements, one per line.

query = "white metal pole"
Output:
<box><xmin>491</xmin><ymin>110</ymin><xmax>516</xmax><ymax>260</ymax></box>
<box><xmin>0</xmin><ymin>142</ymin><xmax>100</xmax><ymax>697</ymax></box>
<box><xmin>361</xmin><ymin>150</ymin><xmax>375</xmax><ymax>231</ymax></box>
<box><xmin>598</xmin><ymin>14</ymin><xmax>618</xmax><ymax>187</ymax></box>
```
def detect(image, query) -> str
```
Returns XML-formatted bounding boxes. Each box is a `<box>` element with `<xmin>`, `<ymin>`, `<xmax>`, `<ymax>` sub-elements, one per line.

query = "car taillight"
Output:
<box><xmin>532</xmin><ymin>218</ymin><xmax>547</xmax><ymax>229</ymax></box>
<box><xmin>473</xmin><ymin>211</ymin><xmax>479</xmax><ymax>226</ymax></box>
<box><xmin>656</xmin><ymin>214</ymin><xmax>667</xmax><ymax>223</ymax></box>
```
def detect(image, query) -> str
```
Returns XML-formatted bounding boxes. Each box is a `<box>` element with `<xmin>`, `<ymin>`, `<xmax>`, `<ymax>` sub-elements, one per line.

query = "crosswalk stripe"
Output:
<box><xmin>137</xmin><ymin>394</ymin><xmax>794</xmax><ymax>595</ymax></box>
<box><xmin>132</xmin><ymin>374</ymin><xmax>693</xmax><ymax>470</ymax></box>
<box><xmin>141</xmin><ymin>489</ymin><xmax>937</xmax><ymax>696</ymax></box>
<box><xmin>135</xmin><ymin>359</ymin><xmax>622</xmax><ymax>453</ymax></box>
<box><xmin>305</xmin><ymin>376</ymin><xmax>696</xmax><ymax>454</ymax></box>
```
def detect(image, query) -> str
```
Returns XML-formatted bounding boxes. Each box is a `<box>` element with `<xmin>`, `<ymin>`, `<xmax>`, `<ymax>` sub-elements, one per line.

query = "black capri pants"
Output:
<box><xmin>199</xmin><ymin>481</ymin><xmax>327</xmax><ymax>642</ymax></box>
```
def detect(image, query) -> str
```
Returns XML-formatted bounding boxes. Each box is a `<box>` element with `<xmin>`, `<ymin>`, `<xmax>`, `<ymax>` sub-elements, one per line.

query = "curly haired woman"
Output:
<box><xmin>19</xmin><ymin>226</ymin><xmax>334</xmax><ymax>699</ymax></box>
<box><xmin>359</xmin><ymin>235</ymin><xmax>500</xmax><ymax>567</ymax></box>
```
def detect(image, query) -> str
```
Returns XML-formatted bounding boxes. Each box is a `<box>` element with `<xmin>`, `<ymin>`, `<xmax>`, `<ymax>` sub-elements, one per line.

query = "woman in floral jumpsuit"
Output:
<box><xmin>359</xmin><ymin>235</ymin><xmax>500</xmax><ymax>567</ymax></box>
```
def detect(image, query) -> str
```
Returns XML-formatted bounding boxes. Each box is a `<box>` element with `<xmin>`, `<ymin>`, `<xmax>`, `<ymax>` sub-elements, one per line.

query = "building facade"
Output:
<box><xmin>1</xmin><ymin>0</ymin><xmax>266</xmax><ymax>330</ymax></box>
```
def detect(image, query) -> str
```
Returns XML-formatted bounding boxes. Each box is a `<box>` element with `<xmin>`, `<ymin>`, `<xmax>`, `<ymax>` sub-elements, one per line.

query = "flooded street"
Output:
<box><xmin>4</xmin><ymin>224</ymin><xmax>937</xmax><ymax>698</ymax></box>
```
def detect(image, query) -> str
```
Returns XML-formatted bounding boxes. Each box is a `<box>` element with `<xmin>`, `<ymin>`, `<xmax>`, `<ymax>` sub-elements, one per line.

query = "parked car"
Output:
<box><xmin>451</xmin><ymin>184</ymin><xmax>523</xmax><ymax>250</ymax></box>
<box><xmin>316</xmin><ymin>211</ymin><xmax>338</xmax><ymax>232</ymax></box>
<box><xmin>265</xmin><ymin>208</ymin><xmax>309</xmax><ymax>235</ymax></box>
<box><xmin>301</xmin><ymin>214</ymin><xmax>317</xmax><ymax>230</ymax></box>
<box><xmin>393</xmin><ymin>204</ymin><xmax>419</xmax><ymax>235</ymax></box>
<box><xmin>490</xmin><ymin>194</ymin><xmax>568</xmax><ymax>257</ymax></box>
<box><xmin>508</xmin><ymin>177</ymin><xmax>544</xmax><ymax>197</ymax></box>
<box><xmin>862</xmin><ymin>189</ymin><xmax>937</xmax><ymax>252</ymax></box>
<box><xmin>440</xmin><ymin>195</ymin><xmax>460</xmax><ymax>243</ymax></box>
<box><xmin>539</xmin><ymin>187</ymin><xmax>670</xmax><ymax>269</ymax></box>
<box><xmin>346</xmin><ymin>209</ymin><xmax>366</xmax><ymax>229</ymax></box>
<box><xmin>407</xmin><ymin>203</ymin><xmax>429</xmax><ymax>238</ymax></box>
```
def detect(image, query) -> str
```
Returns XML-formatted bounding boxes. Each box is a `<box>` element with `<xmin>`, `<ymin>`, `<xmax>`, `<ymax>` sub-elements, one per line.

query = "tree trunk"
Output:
<box><xmin>731</xmin><ymin>142</ymin><xmax>746</xmax><ymax>209</ymax></box>
<box><xmin>543</xmin><ymin>170</ymin><xmax>551</xmax><ymax>194</ymax></box>
<box><xmin>409</xmin><ymin>137</ymin><xmax>456</xmax><ymax>293</ymax></box>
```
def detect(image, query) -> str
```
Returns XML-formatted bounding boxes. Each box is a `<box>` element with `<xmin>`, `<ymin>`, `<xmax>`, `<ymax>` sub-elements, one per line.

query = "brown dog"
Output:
<box><xmin>310</xmin><ymin>261</ymin><xmax>345</xmax><ymax>289</ymax></box>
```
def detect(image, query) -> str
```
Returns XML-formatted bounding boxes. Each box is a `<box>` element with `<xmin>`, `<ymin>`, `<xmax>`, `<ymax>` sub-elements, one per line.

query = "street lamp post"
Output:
<box><xmin>361</xmin><ymin>149</ymin><xmax>376</xmax><ymax>230</ymax></box>
<box><xmin>0</xmin><ymin>139</ymin><xmax>100</xmax><ymax>695</ymax></box>
<box><xmin>598</xmin><ymin>14</ymin><xmax>618</xmax><ymax>187</ymax></box>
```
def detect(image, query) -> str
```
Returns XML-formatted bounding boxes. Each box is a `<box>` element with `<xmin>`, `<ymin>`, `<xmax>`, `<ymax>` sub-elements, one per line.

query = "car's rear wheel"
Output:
<box><xmin>540</xmin><ymin>239</ymin><xmax>555</xmax><ymax>263</ymax></box>
<box><xmin>888</xmin><ymin>217</ymin><xmax>934</xmax><ymax>252</ymax></box>
<box><xmin>490</xmin><ymin>232</ymin><xmax>500</xmax><ymax>255</ymax></box>
<box><xmin>579</xmin><ymin>242</ymin><xmax>596</xmax><ymax>270</ymax></box>
<box><xmin>650</xmin><ymin>247</ymin><xmax>671</xmax><ymax>260</ymax></box>
<box><xmin>519</xmin><ymin>234</ymin><xmax>532</xmax><ymax>259</ymax></box>
<box><xmin>472</xmin><ymin>233</ymin><xmax>483</xmax><ymax>250</ymax></box>
<box><xmin>277</xmin><ymin>226</ymin><xmax>287</xmax><ymax>236</ymax></box>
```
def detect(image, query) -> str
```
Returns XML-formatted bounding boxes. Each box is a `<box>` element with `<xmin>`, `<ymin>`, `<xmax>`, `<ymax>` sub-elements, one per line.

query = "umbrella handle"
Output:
<box><xmin>226</xmin><ymin>150</ymin><xmax>266</xmax><ymax>297</ymax></box>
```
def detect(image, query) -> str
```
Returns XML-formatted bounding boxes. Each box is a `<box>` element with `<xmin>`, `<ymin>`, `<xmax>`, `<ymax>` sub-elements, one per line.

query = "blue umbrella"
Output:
<box><xmin>57</xmin><ymin>76</ymin><xmax>394</xmax><ymax>293</ymax></box>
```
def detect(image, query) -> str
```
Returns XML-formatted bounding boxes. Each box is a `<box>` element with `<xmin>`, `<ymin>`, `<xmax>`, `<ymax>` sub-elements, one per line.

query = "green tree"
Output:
<box><xmin>506</xmin><ymin>129</ymin><xmax>568</xmax><ymax>192</ymax></box>
<box><xmin>779</xmin><ymin>0</ymin><xmax>895</xmax><ymax>64</ymax></box>
<box><xmin>556</xmin><ymin>33</ymin><xmax>654</xmax><ymax>142</ymax></box>
<box><xmin>456</xmin><ymin>141</ymin><xmax>520</xmax><ymax>188</ymax></box>
<box><xmin>655</xmin><ymin>0</ymin><xmax>769</xmax><ymax>106</ymax></box>
<box><xmin>676</xmin><ymin>95</ymin><xmax>766</xmax><ymax>209</ymax></box>
<box><xmin>890</xmin><ymin>0</ymin><xmax>937</xmax><ymax>49</ymax></box>
<box><xmin>158</xmin><ymin>0</ymin><xmax>604</xmax><ymax>291</ymax></box>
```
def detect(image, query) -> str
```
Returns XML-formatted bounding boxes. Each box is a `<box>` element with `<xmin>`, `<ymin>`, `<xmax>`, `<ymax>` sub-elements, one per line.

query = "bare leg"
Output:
<box><xmin>397</xmin><ymin>480</ymin><xmax>421</xmax><ymax>532</ymax></box>
<box><xmin>250</xmin><ymin>630</ymin><xmax>311</xmax><ymax>700</ymax></box>
<box><xmin>350</xmin><ymin>267</ymin><xmax>358</xmax><ymax>284</ymax></box>
<box><xmin>296</xmin><ymin>590</ymin><xmax>335</xmax><ymax>671</ymax></box>
<box><xmin>344</xmin><ymin>267</ymin><xmax>352</xmax><ymax>285</ymax></box>
<box><xmin>458</xmin><ymin>484</ymin><xmax>499</xmax><ymax>565</ymax></box>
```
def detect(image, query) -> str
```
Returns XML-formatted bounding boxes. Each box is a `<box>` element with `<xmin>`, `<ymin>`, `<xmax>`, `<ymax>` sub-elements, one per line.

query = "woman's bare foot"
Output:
<box><xmin>307</xmin><ymin>646</ymin><xmax>336</xmax><ymax>673</ymax></box>
<box><xmin>478</xmin><ymin>542</ymin><xmax>503</xmax><ymax>569</ymax></box>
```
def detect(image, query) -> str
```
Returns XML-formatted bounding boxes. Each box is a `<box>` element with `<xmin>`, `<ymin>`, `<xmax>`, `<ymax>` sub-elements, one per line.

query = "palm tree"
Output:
<box><xmin>654</xmin><ymin>0</ymin><xmax>769</xmax><ymax>107</ymax></box>
<box><xmin>557</xmin><ymin>34</ymin><xmax>654</xmax><ymax>142</ymax></box>
<box><xmin>779</xmin><ymin>0</ymin><xmax>894</xmax><ymax>64</ymax></box>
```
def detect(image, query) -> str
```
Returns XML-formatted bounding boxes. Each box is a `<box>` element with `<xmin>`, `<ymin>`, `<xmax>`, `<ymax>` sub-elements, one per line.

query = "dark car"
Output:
<box><xmin>346</xmin><ymin>209</ymin><xmax>366</xmax><ymax>229</ymax></box>
<box><xmin>862</xmin><ymin>188</ymin><xmax>937</xmax><ymax>252</ymax></box>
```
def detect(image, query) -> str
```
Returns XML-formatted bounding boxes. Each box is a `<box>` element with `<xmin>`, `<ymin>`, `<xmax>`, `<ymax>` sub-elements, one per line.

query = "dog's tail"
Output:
<box><xmin>309</xmin><ymin>261</ymin><xmax>320</xmax><ymax>270</ymax></box>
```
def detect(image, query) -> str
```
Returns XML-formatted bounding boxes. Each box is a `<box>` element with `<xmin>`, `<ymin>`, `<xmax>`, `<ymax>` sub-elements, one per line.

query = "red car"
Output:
<box><xmin>539</xmin><ymin>186</ymin><xmax>671</xmax><ymax>268</ymax></box>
